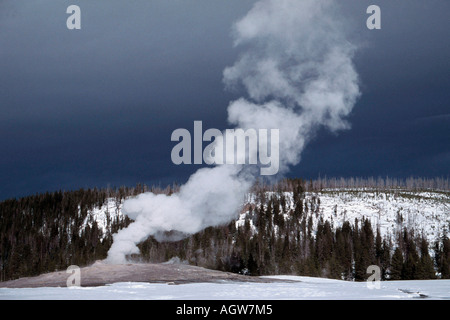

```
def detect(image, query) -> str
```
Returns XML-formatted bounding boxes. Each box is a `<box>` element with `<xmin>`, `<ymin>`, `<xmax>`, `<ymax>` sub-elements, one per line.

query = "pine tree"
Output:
<box><xmin>380</xmin><ymin>238</ymin><xmax>391</xmax><ymax>280</ymax></box>
<box><xmin>440</xmin><ymin>233</ymin><xmax>450</xmax><ymax>278</ymax></box>
<box><xmin>402</xmin><ymin>229</ymin><xmax>419</xmax><ymax>280</ymax></box>
<box><xmin>354</xmin><ymin>218</ymin><xmax>375</xmax><ymax>281</ymax></box>
<box><xmin>417</xmin><ymin>236</ymin><xmax>436</xmax><ymax>279</ymax></box>
<box><xmin>375</xmin><ymin>228</ymin><xmax>383</xmax><ymax>266</ymax></box>
<box><xmin>390</xmin><ymin>247</ymin><xmax>404</xmax><ymax>280</ymax></box>
<box><xmin>247</xmin><ymin>253</ymin><xmax>259</xmax><ymax>276</ymax></box>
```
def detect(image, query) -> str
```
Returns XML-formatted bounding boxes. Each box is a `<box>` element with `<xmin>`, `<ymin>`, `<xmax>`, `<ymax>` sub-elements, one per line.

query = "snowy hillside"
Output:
<box><xmin>315</xmin><ymin>190</ymin><xmax>449</xmax><ymax>245</ymax></box>
<box><xmin>89</xmin><ymin>189</ymin><xmax>449</xmax><ymax>245</ymax></box>
<box><xmin>237</xmin><ymin>189</ymin><xmax>449</xmax><ymax>247</ymax></box>
<box><xmin>83</xmin><ymin>188</ymin><xmax>450</xmax><ymax>256</ymax></box>
<box><xmin>81</xmin><ymin>197</ymin><xmax>125</xmax><ymax>236</ymax></box>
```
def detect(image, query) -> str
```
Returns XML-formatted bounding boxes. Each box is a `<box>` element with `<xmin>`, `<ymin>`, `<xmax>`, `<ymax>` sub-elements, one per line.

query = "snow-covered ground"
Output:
<box><xmin>1</xmin><ymin>277</ymin><xmax>449</xmax><ymax>300</ymax></box>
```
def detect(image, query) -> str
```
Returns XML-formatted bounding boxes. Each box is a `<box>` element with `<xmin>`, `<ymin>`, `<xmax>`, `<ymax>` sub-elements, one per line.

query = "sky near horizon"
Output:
<box><xmin>0</xmin><ymin>0</ymin><xmax>449</xmax><ymax>200</ymax></box>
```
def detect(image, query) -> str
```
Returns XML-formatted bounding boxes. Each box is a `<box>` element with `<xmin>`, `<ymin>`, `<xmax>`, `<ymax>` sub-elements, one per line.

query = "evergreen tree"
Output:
<box><xmin>247</xmin><ymin>253</ymin><xmax>259</xmax><ymax>276</ymax></box>
<box><xmin>417</xmin><ymin>236</ymin><xmax>436</xmax><ymax>279</ymax></box>
<box><xmin>354</xmin><ymin>218</ymin><xmax>375</xmax><ymax>281</ymax></box>
<box><xmin>390</xmin><ymin>247</ymin><xmax>404</xmax><ymax>280</ymax></box>
<box><xmin>402</xmin><ymin>228</ymin><xmax>419</xmax><ymax>280</ymax></box>
<box><xmin>438</xmin><ymin>233</ymin><xmax>450</xmax><ymax>278</ymax></box>
<box><xmin>375</xmin><ymin>228</ymin><xmax>383</xmax><ymax>266</ymax></box>
<box><xmin>380</xmin><ymin>238</ymin><xmax>391</xmax><ymax>280</ymax></box>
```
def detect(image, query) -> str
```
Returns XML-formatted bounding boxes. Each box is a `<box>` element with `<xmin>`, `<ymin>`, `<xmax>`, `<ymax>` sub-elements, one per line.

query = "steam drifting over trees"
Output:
<box><xmin>0</xmin><ymin>176</ymin><xmax>448</xmax><ymax>282</ymax></box>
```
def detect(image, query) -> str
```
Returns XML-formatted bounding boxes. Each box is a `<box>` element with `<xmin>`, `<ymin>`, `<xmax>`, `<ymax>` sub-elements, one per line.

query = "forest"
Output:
<box><xmin>0</xmin><ymin>177</ymin><xmax>449</xmax><ymax>282</ymax></box>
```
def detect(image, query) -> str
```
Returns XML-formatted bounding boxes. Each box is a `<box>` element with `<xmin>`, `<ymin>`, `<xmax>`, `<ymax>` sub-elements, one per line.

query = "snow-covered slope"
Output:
<box><xmin>81</xmin><ymin>198</ymin><xmax>125</xmax><ymax>236</ymax></box>
<box><xmin>313</xmin><ymin>190</ymin><xmax>449</xmax><ymax>244</ymax></box>
<box><xmin>237</xmin><ymin>189</ymin><xmax>449</xmax><ymax>246</ymax></box>
<box><xmin>87</xmin><ymin>189</ymin><xmax>449</xmax><ymax>247</ymax></box>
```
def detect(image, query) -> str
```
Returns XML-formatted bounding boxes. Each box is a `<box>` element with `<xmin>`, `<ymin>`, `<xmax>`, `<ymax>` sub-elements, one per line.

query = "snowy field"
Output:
<box><xmin>1</xmin><ymin>276</ymin><xmax>449</xmax><ymax>300</ymax></box>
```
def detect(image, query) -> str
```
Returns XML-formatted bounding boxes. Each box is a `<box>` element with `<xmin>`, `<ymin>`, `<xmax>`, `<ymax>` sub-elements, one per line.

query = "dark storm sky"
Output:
<box><xmin>0</xmin><ymin>0</ymin><xmax>449</xmax><ymax>200</ymax></box>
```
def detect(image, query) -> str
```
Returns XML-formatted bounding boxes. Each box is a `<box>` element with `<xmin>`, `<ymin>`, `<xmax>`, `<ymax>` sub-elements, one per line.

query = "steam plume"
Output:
<box><xmin>106</xmin><ymin>0</ymin><xmax>360</xmax><ymax>264</ymax></box>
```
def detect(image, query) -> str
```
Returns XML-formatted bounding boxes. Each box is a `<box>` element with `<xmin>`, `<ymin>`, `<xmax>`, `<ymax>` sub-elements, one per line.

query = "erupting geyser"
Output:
<box><xmin>106</xmin><ymin>0</ymin><xmax>361</xmax><ymax>264</ymax></box>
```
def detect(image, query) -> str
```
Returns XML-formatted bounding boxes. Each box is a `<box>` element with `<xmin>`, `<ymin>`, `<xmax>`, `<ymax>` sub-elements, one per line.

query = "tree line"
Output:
<box><xmin>0</xmin><ymin>178</ymin><xmax>449</xmax><ymax>282</ymax></box>
<box><xmin>138</xmin><ymin>180</ymin><xmax>449</xmax><ymax>281</ymax></box>
<box><xmin>252</xmin><ymin>176</ymin><xmax>450</xmax><ymax>192</ymax></box>
<box><xmin>0</xmin><ymin>187</ymin><xmax>130</xmax><ymax>281</ymax></box>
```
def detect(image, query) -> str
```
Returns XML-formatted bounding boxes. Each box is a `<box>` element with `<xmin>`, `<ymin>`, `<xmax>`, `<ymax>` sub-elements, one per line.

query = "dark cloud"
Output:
<box><xmin>0</xmin><ymin>0</ymin><xmax>449</xmax><ymax>199</ymax></box>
